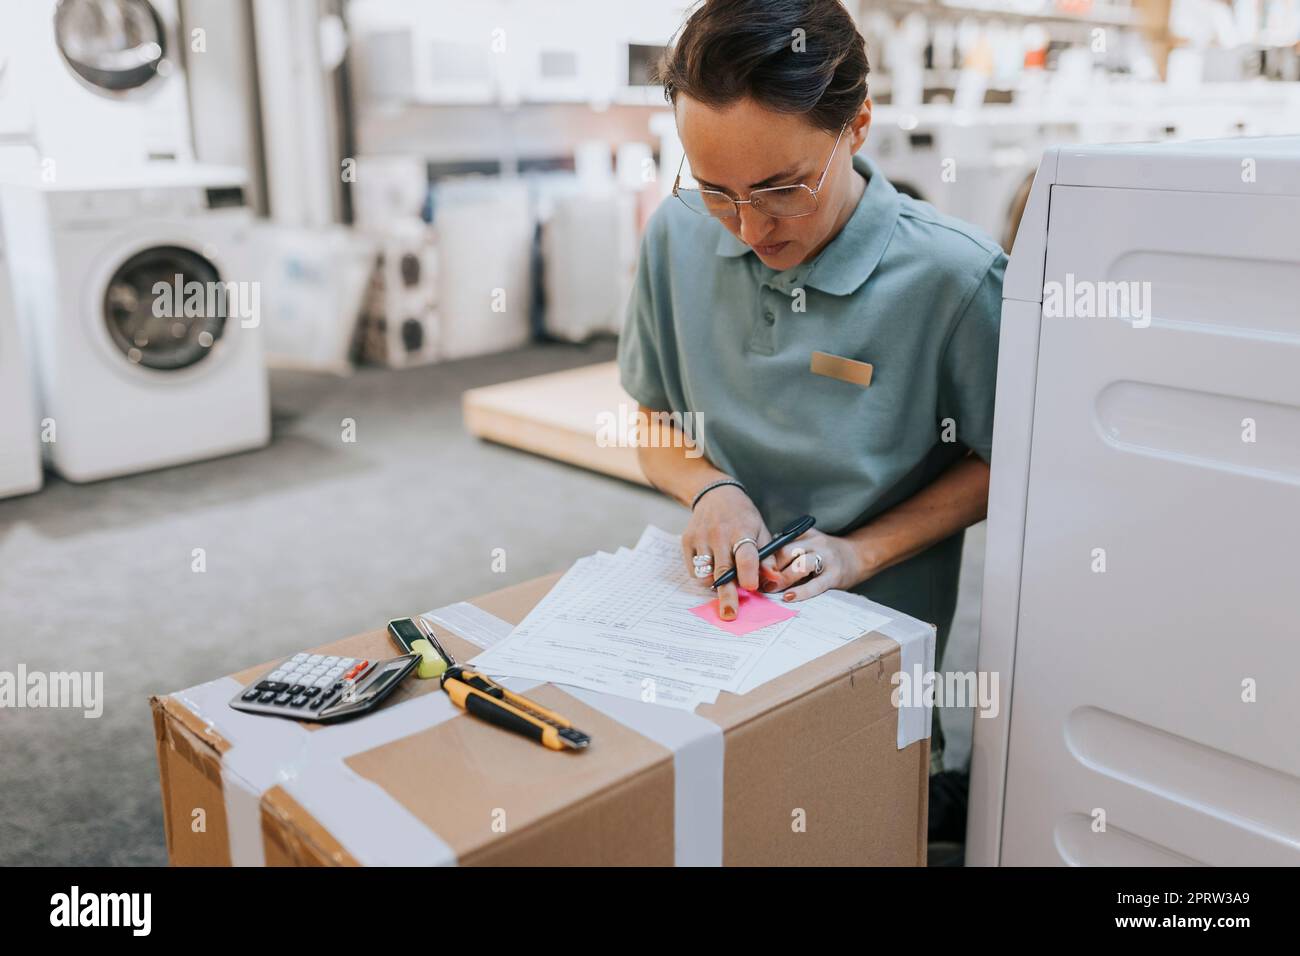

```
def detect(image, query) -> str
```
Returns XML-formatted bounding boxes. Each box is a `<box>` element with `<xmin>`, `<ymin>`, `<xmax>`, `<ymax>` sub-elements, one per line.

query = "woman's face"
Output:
<box><xmin>675</xmin><ymin>95</ymin><xmax>871</xmax><ymax>272</ymax></box>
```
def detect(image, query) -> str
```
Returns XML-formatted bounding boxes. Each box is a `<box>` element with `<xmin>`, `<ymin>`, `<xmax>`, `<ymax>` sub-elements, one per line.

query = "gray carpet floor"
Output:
<box><xmin>0</xmin><ymin>337</ymin><xmax>982</xmax><ymax>865</ymax></box>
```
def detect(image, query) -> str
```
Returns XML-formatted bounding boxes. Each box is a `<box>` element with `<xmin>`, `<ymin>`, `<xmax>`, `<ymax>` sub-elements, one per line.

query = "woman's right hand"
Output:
<box><xmin>681</xmin><ymin>484</ymin><xmax>771</xmax><ymax>621</ymax></box>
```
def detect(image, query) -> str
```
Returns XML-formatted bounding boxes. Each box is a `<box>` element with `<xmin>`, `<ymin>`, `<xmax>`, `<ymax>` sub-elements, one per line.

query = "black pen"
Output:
<box><xmin>711</xmin><ymin>514</ymin><xmax>816</xmax><ymax>590</ymax></box>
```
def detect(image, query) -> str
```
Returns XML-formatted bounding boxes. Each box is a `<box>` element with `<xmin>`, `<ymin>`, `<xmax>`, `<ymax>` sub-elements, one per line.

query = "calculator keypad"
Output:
<box><xmin>234</xmin><ymin>655</ymin><xmax>368</xmax><ymax>718</ymax></box>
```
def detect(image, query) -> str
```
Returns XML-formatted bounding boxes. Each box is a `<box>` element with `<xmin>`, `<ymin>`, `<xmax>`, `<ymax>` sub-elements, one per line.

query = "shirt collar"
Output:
<box><xmin>713</xmin><ymin>153</ymin><xmax>899</xmax><ymax>296</ymax></box>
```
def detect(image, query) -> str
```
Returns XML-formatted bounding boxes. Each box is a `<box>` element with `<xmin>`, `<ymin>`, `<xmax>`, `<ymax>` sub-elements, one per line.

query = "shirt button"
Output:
<box><xmin>763</xmin><ymin>310</ymin><xmax>775</xmax><ymax>323</ymax></box>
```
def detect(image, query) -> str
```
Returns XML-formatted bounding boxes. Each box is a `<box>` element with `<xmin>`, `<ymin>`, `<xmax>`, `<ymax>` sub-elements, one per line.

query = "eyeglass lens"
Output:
<box><xmin>679</xmin><ymin>185</ymin><xmax>817</xmax><ymax>219</ymax></box>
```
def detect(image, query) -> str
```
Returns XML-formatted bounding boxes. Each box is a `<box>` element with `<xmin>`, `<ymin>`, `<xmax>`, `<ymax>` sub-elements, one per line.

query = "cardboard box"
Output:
<box><xmin>152</xmin><ymin>573</ymin><xmax>929</xmax><ymax>866</ymax></box>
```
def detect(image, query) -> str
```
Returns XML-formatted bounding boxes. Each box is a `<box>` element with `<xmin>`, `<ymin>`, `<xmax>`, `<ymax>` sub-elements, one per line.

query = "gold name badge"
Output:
<box><xmin>810</xmin><ymin>350</ymin><xmax>873</xmax><ymax>388</ymax></box>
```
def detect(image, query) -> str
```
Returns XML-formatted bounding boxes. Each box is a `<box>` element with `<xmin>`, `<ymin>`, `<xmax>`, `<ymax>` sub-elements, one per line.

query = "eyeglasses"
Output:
<box><xmin>672</xmin><ymin>124</ymin><xmax>847</xmax><ymax>220</ymax></box>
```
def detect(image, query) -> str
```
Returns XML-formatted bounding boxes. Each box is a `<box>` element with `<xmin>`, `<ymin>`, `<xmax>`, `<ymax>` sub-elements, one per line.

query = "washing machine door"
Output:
<box><xmin>103</xmin><ymin>245</ymin><xmax>228</xmax><ymax>372</ymax></box>
<box><xmin>54</xmin><ymin>0</ymin><xmax>167</xmax><ymax>94</ymax></box>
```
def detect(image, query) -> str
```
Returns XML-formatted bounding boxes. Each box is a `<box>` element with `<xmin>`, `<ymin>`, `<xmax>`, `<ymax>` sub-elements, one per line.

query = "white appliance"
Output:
<box><xmin>349</xmin><ymin>154</ymin><xmax>428</xmax><ymax>233</ymax></box>
<box><xmin>868</xmin><ymin>107</ymin><xmax>1078</xmax><ymax>251</ymax></box>
<box><xmin>360</xmin><ymin>220</ymin><xmax>440</xmax><ymax>368</ymax></box>
<box><xmin>970</xmin><ymin>137</ymin><xmax>1300</xmax><ymax>866</ymax></box>
<box><xmin>349</xmin><ymin>0</ymin><xmax>506</xmax><ymax>106</ymax></box>
<box><xmin>542</xmin><ymin>190</ymin><xmax>636</xmax><ymax>341</ymax></box>
<box><xmin>608</xmin><ymin>1</ymin><xmax>688</xmax><ymax>106</ymax></box>
<box><xmin>433</xmin><ymin>178</ymin><xmax>532</xmax><ymax>360</ymax></box>
<box><xmin>510</xmin><ymin>2</ymin><xmax>600</xmax><ymax>105</ymax></box>
<box><xmin>1</xmin><ymin>165</ymin><xmax>268</xmax><ymax>482</ymax></box>
<box><xmin>257</xmin><ymin>223</ymin><xmax>375</xmax><ymax>374</ymax></box>
<box><xmin>0</xmin><ymin>208</ymin><xmax>43</xmax><ymax>498</ymax></box>
<box><xmin>613</xmin><ymin>38</ymin><xmax>669</xmax><ymax>106</ymax></box>
<box><xmin>4</xmin><ymin>0</ymin><xmax>194</xmax><ymax>170</ymax></box>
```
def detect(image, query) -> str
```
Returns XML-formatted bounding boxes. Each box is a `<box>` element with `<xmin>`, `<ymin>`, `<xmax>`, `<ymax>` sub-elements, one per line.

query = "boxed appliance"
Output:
<box><xmin>256</xmin><ymin>223</ymin><xmax>376</xmax><ymax>374</ymax></box>
<box><xmin>357</xmin><ymin>220</ymin><xmax>440</xmax><ymax>368</ymax></box>
<box><xmin>432</xmin><ymin>178</ymin><xmax>532</xmax><ymax>360</ymax></box>
<box><xmin>153</xmin><ymin>572</ymin><xmax>933</xmax><ymax>866</ymax></box>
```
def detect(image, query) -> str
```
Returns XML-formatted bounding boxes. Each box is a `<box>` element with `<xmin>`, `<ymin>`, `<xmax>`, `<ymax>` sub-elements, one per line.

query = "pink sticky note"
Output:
<box><xmin>689</xmin><ymin>588</ymin><xmax>798</xmax><ymax>636</ymax></box>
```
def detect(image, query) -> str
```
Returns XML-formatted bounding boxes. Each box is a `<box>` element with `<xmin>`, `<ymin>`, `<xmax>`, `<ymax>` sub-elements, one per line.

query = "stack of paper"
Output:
<box><xmin>463</xmin><ymin>526</ymin><xmax>894</xmax><ymax>711</ymax></box>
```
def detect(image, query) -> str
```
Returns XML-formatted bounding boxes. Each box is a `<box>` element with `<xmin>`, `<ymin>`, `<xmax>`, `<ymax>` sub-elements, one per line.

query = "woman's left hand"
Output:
<box><xmin>758</xmin><ymin>529</ymin><xmax>870</xmax><ymax>602</ymax></box>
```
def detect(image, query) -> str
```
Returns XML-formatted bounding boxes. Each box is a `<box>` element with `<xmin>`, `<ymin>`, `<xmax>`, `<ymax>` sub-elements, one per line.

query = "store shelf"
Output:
<box><xmin>867</xmin><ymin>0</ymin><xmax>1143</xmax><ymax>29</ymax></box>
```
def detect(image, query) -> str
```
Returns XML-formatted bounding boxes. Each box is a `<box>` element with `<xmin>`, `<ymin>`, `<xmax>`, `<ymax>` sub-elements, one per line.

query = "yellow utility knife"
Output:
<box><xmin>442</xmin><ymin>666</ymin><xmax>591</xmax><ymax>751</ymax></box>
<box><xmin>391</xmin><ymin>615</ymin><xmax>591</xmax><ymax>751</ymax></box>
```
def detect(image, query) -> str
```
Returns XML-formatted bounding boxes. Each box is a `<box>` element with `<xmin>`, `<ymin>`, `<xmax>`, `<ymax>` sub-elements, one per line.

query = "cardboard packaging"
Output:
<box><xmin>152</xmin><ymin>574</ymin><xmax>930</xmax><ymax>866</ymax></box>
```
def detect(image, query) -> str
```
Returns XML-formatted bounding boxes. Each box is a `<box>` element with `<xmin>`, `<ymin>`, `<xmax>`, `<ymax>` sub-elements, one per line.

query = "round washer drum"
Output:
<box><xmin>103</xmin><ymin>245</ymin><xmax>227</xmax><ymax>371</ymax></box>
<box><xmin>54</xmin><ymin>0</ymin><xmax>167</xmax><ymax>94</ymax></box>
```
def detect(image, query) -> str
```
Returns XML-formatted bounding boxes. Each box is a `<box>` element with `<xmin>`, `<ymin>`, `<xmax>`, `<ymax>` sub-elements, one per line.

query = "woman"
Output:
<box><xmin>619</xmin><ymin>0</ymin><xmax>1006</xmax><ymax>787</ymax></box>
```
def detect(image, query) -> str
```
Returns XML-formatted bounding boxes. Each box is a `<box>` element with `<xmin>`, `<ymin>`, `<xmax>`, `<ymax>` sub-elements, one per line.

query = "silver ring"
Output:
<box><xmin>811</xmin><ymin>553</ymin><xmax>824</xmax><ymax>576</ymax></box>
<box><xmin>693</xmin><ymin>563</ymin><xmax>713</xmax><ymax>578</ymax></box>
<box><xmin>692</xmin><ymin>553</ymin><xmax>713</xmax><ymax>566</ymax></box>
<box><xmin>731</xmin><ymin>536</ymin><xmax>759</xmax><ymax>556</ymax></box>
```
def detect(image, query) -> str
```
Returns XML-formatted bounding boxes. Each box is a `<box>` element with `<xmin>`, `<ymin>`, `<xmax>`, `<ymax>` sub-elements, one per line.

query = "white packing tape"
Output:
<box><xmin>434</xmin><ymin>602</ymin><xmax>727</xmax><ymax>866</ymax></box>
<box><xmin>174</xmin><ymin>674</ymin><xmax>533</xmax><ymax>866</ymax></box>
<box><xmin>558</xmin><ymin>686</ymin><xmax>725</xmax><ymax>866</ymax></box>
<box><xmin>421</xmin><ymin>603</ymin><xmax>514</xmax><ymax>650</ymax></box>
<box><xmin>828</xmin><ymin>591</ymin><xmax>936</xmax><ymax>748</ymax></box>
<box><xmin>220</xmin><ymin>762</ymin><xmax>268</xmax><ymax>867</ymax></box>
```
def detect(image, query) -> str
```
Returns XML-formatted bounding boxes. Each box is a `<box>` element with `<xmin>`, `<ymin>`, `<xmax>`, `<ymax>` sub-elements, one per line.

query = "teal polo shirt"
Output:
<box><xmin>618</xmin><ymin>153</ymin><xmax>1006</xmax><ymax>646</ymax></box>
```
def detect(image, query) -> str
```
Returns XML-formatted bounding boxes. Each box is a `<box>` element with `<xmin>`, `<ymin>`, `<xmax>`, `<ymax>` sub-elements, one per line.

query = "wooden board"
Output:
<box><xmin>461</xmin><ymin>361</ymin><xmax>649</xmax><ymax>486</ymax></box>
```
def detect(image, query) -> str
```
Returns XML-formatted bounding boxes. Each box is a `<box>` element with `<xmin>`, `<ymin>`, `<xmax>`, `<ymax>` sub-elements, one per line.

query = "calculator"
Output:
<box><xmin>229</xmin><ymin>652</ymin><xmax>420</xmax><ymax>723</ymax></box>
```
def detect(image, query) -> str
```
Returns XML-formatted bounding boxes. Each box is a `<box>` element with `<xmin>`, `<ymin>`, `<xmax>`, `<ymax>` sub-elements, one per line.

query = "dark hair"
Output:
<box><xmin>656</xmin><ymin>0</ymin><xmax>870</xmax><ymax>134</ymax></box>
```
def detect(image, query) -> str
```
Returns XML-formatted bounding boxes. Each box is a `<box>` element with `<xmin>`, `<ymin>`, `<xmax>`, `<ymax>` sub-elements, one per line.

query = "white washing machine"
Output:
<box><xmin>1</xmin><ymin>165</ymin><xmax>268</xmax><ymax>482</ymax></box>
<box><xmin>867</xmin><ymin>106</ymin><xmax>1079</xmax><ymax>251</ymax></box>
<box><xmin>0</xmin><ymin>208</ymin><xmax>43</xmax><ymax>498</ymax></box>
<box><xmin>865</xmin><ymin>108</ymin><xmax>941</xmax><ymax>202</ymax></box>
<box><xmin>970</xmin><ymin>137</ymin><xmax>1300</xmax><ymax>866</ymax></box>
<box><xmin>3</xmin><ymin>0</ymin><xmax>194</xmax><ymax>171</ymax></box>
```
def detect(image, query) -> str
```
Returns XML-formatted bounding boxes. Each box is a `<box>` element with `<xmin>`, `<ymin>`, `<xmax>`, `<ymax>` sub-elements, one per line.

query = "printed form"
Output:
<box><xmin>468</xmin><ymin>526</ymin><xmax>894</xmax><ymax>711</ymax></box>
